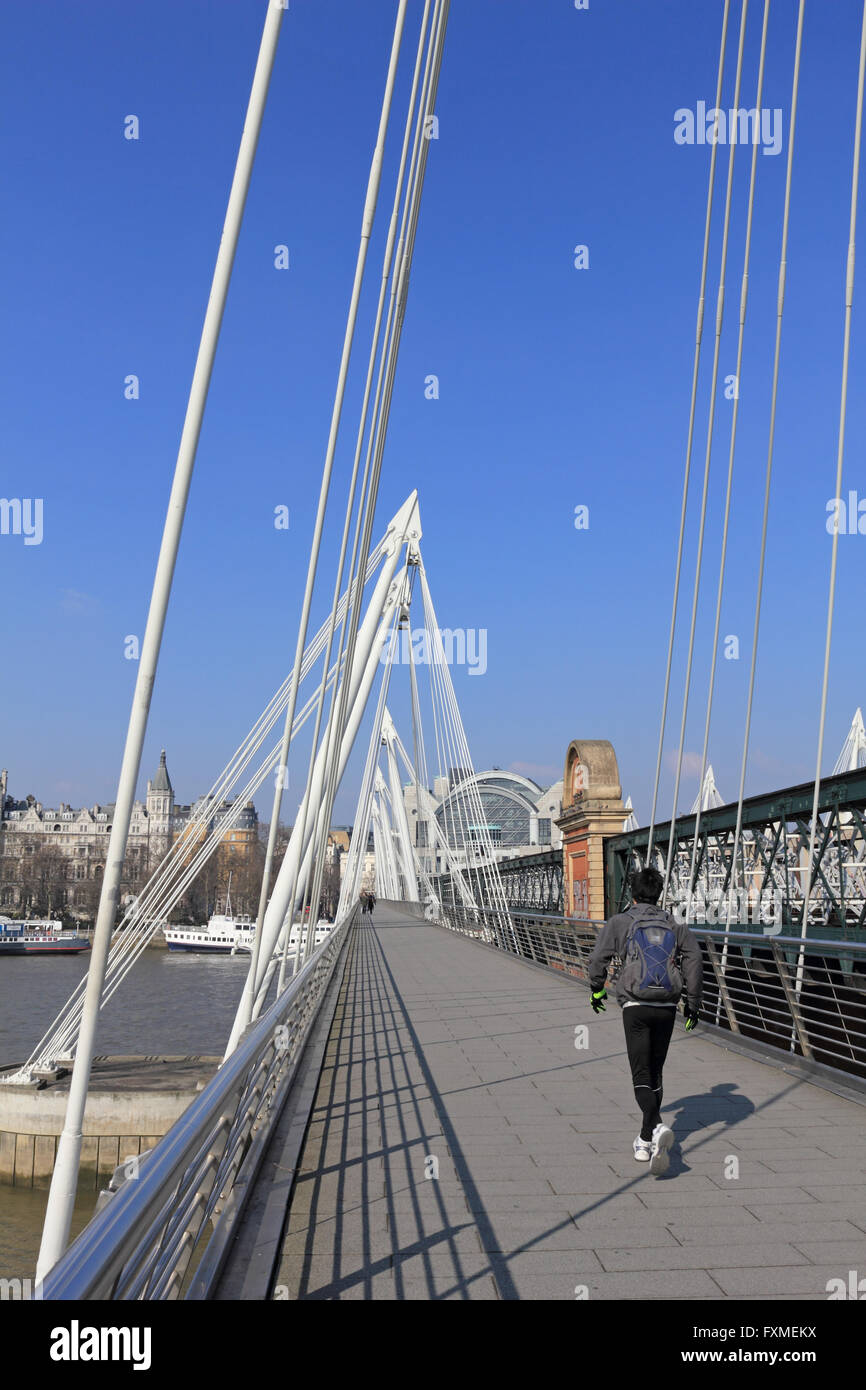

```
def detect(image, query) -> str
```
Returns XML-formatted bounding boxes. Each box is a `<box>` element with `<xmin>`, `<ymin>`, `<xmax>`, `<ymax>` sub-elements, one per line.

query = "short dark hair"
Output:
<box><xmin>631</xmin><ymin>867</ymin><xmax>663</xmax><ymax>903</ymax></box>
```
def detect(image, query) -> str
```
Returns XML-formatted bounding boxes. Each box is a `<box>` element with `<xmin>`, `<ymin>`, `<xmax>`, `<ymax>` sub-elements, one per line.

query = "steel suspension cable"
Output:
<box><xmin>647</xmin><ymin>0</ymin><xmax>732</xmax><ymax>860</ymax></box>
<box><xmin>36</xmin><ymin>0</ymin><xmax>289</xmax><ymax>1279</ymax></box>
<box><xmin>18</xmin><ymin>545</ymin><xmax>388</xmax><ymax>1075</ymax></box>
<box><xmin>662</xmin><ymin>0</ymin><xmax>750</xmax><ymax>908</ymax></box>
<box><xmin>685</xmin><ymin>0</ymin><xmax>771</xmax><ymax>925</ymax></box>
<box><xmin>797</xmin><ymin>0</ymin><xmax>866</xmax><ymax>990</ymax></box>
<box><xmin>294</xmin><ymin>1</ymin><xmax>434</xmax><ymax>943</ymax></box>
<box><xmin>418</xmin><ymin>563</ymin><xmax>510</xmax><ymax>928</ymax></box>
<box><xmin>723</xmin><ymin>0</ymin><xmax>806</xmax><ymax>936</ymax></box>
<box><xmin>302</xmin><ymin>1</ymin><xmax>450</xmax><ymax>961</ymax></box>
<box><xmin>239</xmin><ymin>0</ymin><xmax>410</xmax><ymax>1022</ymax></box>
<box><xmin>23</xmin><ymin>660</ymin><xmax>345</xmax><ymax>1074</ymax></box>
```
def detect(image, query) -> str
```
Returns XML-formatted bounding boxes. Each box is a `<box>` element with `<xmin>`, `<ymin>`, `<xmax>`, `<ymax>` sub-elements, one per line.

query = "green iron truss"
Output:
<box><xmin>433</xmin><ymin>848</ymin><xmax>564</xmax><ymax>915</ymax></box>
<box><xmin>605</xmin><ymin>766</ymin><xmax>866</xmax><ymax>937</ymax></box>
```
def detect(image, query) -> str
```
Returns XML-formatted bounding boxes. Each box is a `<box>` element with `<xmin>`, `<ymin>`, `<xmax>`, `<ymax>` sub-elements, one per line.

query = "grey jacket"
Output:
<box><xmin>587</xmin><ymin>901</ymin><xmax>703</xmax><ymax>1008</ymax></box>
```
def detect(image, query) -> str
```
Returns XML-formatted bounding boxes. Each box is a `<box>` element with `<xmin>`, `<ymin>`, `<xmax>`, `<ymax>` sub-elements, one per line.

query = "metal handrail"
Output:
<box><xmin>40</xmin><ymin>904</ymin><xmax>358</xmax><ymax>1301</ymax></box>
<box><xmin>434</xmin><ymin>905</ymin><xmax>866</xmax><ymax>1085</ymax></box>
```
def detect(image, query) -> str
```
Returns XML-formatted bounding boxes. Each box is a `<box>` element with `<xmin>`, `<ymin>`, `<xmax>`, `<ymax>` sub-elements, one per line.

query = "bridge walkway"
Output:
<box><xmin>223</xmin><ymin>905</ymin><xmax>866</xmax><ymax>1301</ymax></box>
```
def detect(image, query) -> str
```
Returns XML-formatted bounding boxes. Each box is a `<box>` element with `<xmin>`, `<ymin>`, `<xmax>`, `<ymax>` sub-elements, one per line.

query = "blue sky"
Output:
<box><xmin>1</xmin><ymin>0</ymin><xmax>865</xmax><ymax>828</ymax></box>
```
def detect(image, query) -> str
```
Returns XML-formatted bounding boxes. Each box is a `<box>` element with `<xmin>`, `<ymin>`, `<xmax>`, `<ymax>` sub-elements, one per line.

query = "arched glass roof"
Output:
<box><xmin>434</xmin><ymin>770</ymin><xmax>544</xmax><ymax>849</ymax></box>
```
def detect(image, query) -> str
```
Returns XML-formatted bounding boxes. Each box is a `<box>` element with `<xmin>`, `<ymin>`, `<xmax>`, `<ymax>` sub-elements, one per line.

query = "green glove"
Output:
<box><xmin>683</xmin><ymin>1004</ymin><xmax>699</xmax><ymax>1031</ymax></box>
<box><xmin>590</xmin><ymin>989</ymin><xmax>607</xmax><ymax>1015</ymax></box>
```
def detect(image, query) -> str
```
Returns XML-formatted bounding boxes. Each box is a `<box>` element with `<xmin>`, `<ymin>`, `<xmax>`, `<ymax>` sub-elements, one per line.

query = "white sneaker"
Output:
<box><xmin>650</xmin><ymin>1124</ymin><xmax>674</xmax><ymax>1175</ymax></box>
<box><xmin>633</xmin><ymin>1136</ymin><xmax>652</xmax><ymax>1162</ymax></box>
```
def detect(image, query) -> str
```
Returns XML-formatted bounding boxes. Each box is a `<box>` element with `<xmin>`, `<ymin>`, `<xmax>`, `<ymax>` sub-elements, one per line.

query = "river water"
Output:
<box><xmin>0</xmin><ymin>949</ymin><xmax>259</xmax><ymax>1286</ymax></box>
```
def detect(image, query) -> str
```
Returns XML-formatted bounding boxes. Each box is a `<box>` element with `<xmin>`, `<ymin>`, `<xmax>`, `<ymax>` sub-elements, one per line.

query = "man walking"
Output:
<box><xmin>586</xmin><ymin>867</ymin><xmax>702</xmax><ymax>1176</ymax></box>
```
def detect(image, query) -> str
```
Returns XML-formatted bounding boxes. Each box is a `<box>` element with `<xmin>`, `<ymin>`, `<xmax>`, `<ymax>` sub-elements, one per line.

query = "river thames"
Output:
<box><xmin>0</xmin><ymin>949</ymin><xmax>262</xmax><ymax>1285</ymax></box>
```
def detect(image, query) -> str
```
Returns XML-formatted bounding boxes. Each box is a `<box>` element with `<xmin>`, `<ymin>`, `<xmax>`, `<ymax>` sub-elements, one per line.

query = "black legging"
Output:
<box><xmin>622</xmin><ymin>1006</ymin><xmax>676</xmax><ymax>1141</ymax></box>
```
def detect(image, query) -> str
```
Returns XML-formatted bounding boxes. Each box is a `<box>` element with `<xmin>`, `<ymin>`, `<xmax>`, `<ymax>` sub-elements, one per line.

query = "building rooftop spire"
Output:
<box><xmin>150</xmin><ymin>749</ymin><xmax>173</xmax><ymax>795</ymax></box>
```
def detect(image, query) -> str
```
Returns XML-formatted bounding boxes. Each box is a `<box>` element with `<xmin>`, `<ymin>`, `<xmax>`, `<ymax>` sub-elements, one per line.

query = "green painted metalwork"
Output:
<box><xmin>433</xmin><ymin>847</ymin><xmax>563</xmax><ymax>914</ymax></box>
<box><xmin>605</xmin><ymin>766</ymin><xmax>866</xmax><ymax>937</ymax></box>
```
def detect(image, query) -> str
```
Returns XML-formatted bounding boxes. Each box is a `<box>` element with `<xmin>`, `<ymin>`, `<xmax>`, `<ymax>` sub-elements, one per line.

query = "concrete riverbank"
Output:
<box><xmin>0</xmin><ymin>1055</ymin><xmax>220</xmax><ymax>1187</ymax></box>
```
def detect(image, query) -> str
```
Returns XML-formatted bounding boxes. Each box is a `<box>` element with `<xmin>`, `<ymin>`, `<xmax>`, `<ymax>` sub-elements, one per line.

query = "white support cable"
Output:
<box><xmin>336</xmin><ymin>647</ymin><xmax>395</xmax><ymax>917</ymax></box>
<box><xmin>418</xmin><ymin>561</ymin><xmax>511</xmax><ymax>935</ymax></box>
<box><xmin>286</xmin><ymin>3</ymin><xmax>432</xmax><ymax>961</ymax></box>
<box><xmin>225</xmin><ymin>494</ymin><xmax>419</xmax><ymax>1050</ymax></box>
<box><xmin>390</xmin><ymin>723</ymin><xmax>476</xmax><ymax>909</ymax></box>
<box><xmin>647</xmin><ymin>0</ymin><xmax>732</xmax><ymax>860</ymax></box>
<box><xmin>685</xmin><ymin>0</ymin><xmax>770</xmax><ymax>925</ymax></box>
<box><xmin>301</xmin><ymin>589</ymin><xmax>400</xmax><ymax>924</ymax></box>
<box><xmin>37</xmin><ymin>0</ymin><xmax>288</xmax><ymax>1281</ymax></box>
<box><xmin>421</xmin><ymin>580</ymin><xmax>475</xmax><ymax>879</ymax></box>
<box><xmin>240</xmin><ymin>558</ymin><xmax>411</xmax><ymax>1033</ymax></box>
<box><xmin>291</xmin><ymin>603</ymin><xmax>400</xmax><ymax>973</ymax></box>
<box><xmin>405</xmin><ymin>606</ymin><xmax>433</xmax><ymax>878</ymax></box>
<box><xmin>383</xmin><ymin>711</ymin><xmax>420</xmax><ymax>899</ymax></box>
<box><xmin>375</xmin><ymin>771</ymin><xmax>401</xmax><ymax>897</ymax></box>
<box><xmin>283</xmin><ymin>560</ymin><xmax>398</xmax><ymax>976</ymax></box>
<box><xmin>237</xmin><ymin>0</ymin><xmax>410</xmax><ymax>1032</ymax></box>
<box><xmin>338</xmin><ymin>622</ymin><xmax>399</xmax><ymax>914</ymax></box>
<box><xmin>15</xmin><ymin>599</ymin><xmax>363</xmax><ymax>1077</ymax></box>
<box><xmin>21</xmin><ymin>535</ymin><xmax>389</xmax><ymax>1073</ymax></box>
<box><xmin>798</xmin><ymin>0</ymin><xmax>866</xmax><ymax>990</ymax></box>
<box><xmin>302</xmin><ymin>1</ymin><xmax>449</xmax><ymax>965</ymax></box>
<box><xmin>407</xmin><ymin>589</ymin><xmax>430</xmax><ymax>789</ymax></box>
<box><xmin>423</xmin><ymin>586</ymin><xmax>491</xmax><ymax>914</ymax></box>
<box><xmin>252</xmin><ymin>617</ymin><xmax>401</xmax><ymax>1015</ymax></box>
<box><xmin>723</xmin><ymin>0</ymin><xmax>806</xmax><ymax>942</ymax></box>
<box><xmin>21</xmin><ymin>666</ymin><xmax>343</xmax><ymax>1077</ymax></box>
<box><xmin>371</xmin><ymin>796</ymin><xmax>393</xmax><ymax>897</ymax></box>
<box><xmin>420</xmin><ymin>581</ymin><xmax>477</xmax><ymax>901</ymax></box>
<box><xmin>422</xmin><ymin>578</ymin><xmax>500</xmax><ymax>913</ymax></box>
<box><xmin>241</xmin><ymin>540</ymin><xmax>384</xmax><ymax>997</ymax></box>
<box><xmin>300</xmin><ymin>563</ymin><xmax>411</xmax><ymax>946</ymax></box>
<box><xmin>410</xmin><ymin>835</ymin><xmax>441</xmax><ymax>914</ymax></box>
<box><xmin>662</xmin><ymin>0</ymin><xmax>750</xmax><ymax>908</ymax></box>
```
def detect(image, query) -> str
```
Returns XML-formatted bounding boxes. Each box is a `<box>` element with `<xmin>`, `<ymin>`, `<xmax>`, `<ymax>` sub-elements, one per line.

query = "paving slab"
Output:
<box><xmin>257</xmin><ymin>907</ymin><xmax>866</xmax><ymax>1301</ymax></box>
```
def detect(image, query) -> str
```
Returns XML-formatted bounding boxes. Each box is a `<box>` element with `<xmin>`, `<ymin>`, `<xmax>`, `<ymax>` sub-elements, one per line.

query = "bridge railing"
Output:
<box><xmin>40</xmin><ymin>903</ymin><xmax>359</xmax><ymax>1301</ymax></box>
<box><xmin>433</xmin><ymin>904</ymin><xmax>866</xmax><ymax>1087</ymax></box>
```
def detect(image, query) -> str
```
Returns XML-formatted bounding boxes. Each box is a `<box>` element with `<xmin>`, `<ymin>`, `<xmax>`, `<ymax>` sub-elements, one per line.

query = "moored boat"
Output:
<box><xmin>163</xmin><ymin>911</ymin><xmax>257</xmax><ymax>954</ymax></box>
<box><xmin>0</xmin><ymin>918</ymin><xmax>91</xmax><ymax>956</ymax></box>
<box><xmin>163</xmin><ymin>873</ymin><xmax>257</xmax><ymax>954</ymax></box>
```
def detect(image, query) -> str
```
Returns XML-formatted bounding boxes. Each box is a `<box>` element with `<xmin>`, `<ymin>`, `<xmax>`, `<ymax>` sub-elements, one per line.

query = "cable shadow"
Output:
<box><xmin>285</xmin><ymin>918</ymin><xmax>495</xmax><ymax>1299</ymax></box>
<box><xmin>279</xmin><ymin>910</ymin><xmax>817</xmax><ymax>1299</ymax></box>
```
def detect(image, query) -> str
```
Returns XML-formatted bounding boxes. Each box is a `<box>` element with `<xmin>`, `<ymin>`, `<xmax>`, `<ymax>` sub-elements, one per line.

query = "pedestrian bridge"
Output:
<box><xmin>19</xmin><ymin>0</ymin><xmax>866</xmax><ymax>1306</ymax></box>
<box><xmin>44</xmin><ymin>902</ymin><xmax>866</xmax><ymax>1301</ymax></box>
<box><xmin>226</xmin><ymin>907</ymin><xmax>866</xmax><ymax>1302</ymax></box>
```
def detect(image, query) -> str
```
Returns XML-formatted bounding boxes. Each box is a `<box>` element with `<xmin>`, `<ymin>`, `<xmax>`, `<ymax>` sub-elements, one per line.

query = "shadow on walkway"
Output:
<box><xmin>273</xmin><ymin>911</ymin><xmax>846</xmax><ymax>1300</ymax></box>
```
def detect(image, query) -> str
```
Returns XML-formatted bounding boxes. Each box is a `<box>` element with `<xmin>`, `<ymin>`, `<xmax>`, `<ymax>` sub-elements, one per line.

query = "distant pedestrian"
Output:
<box><xmin>367</xmin><ymin>892</ymin><xmax>376</xmax><ymax>919</ymax></box>
<box><xmin>586</xmin><ymin>867</ymin><xmax>702</xmax><ymax>1176</ymax></box>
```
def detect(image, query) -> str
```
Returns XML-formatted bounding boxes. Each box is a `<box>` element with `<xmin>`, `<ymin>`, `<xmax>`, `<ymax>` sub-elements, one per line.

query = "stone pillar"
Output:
<box><xmin>555</xmin><ymin>739</ymin><xmax>625</xmax><ymax>922</ymax></box>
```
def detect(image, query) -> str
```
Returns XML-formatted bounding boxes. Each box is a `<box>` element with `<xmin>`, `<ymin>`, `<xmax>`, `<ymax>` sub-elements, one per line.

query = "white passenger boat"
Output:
<box><xmin>163</xmin><ymin>911</ymin><xmax>257</xmax><ymax>954</ymax></box>
<box><xmin>164</xmin><ymin>876</ymin><xmax>256</xmax><ymax>954</ymax></box>
<box><xmin>163</xmin><ymin>878</ymin><xmax>334</xmax><ymax>956</ymax></box>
